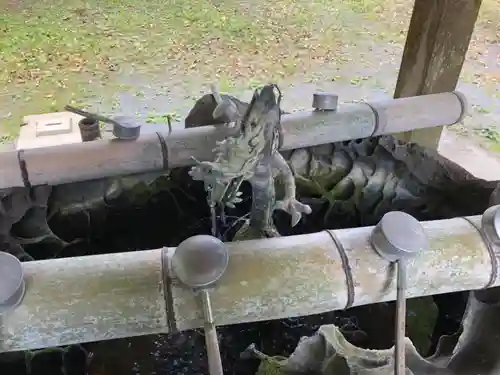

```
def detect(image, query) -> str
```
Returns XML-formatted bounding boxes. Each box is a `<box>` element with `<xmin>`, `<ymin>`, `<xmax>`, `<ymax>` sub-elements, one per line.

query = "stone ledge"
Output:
<box><xmin>438</xmin><ymin>128</ymin><xmax>500</xmax><ymax>182</ymax></box>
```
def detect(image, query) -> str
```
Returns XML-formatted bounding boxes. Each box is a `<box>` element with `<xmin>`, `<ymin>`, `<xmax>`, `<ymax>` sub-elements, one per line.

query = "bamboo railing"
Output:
<box><xmin>2</xmin><ymin>208</ymin><xmax>498</xmax><ymax>353</ymax></box>
<box><xmin>1</xmin><ymin>92</ymin><xmax>466</xmax><ymax>189</ymax></box>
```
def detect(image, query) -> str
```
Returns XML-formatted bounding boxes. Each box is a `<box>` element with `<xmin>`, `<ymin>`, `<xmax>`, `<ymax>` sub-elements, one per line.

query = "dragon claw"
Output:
<box><xmin>274</xmin><ymin>198</ymin><xmax>312</xmax><ymax>227</ymax></box>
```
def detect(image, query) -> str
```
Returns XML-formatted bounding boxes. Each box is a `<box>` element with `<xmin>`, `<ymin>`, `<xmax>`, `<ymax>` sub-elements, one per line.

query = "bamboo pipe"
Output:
<box><xmin>0</xmin><ymin>92</ymin><xmax>466</xmax><ymax>189</ymax></box>
<box><xmin>0</xmin><ymin>214</ymin><xmax>494</xmax><ymax>353</ymax></box>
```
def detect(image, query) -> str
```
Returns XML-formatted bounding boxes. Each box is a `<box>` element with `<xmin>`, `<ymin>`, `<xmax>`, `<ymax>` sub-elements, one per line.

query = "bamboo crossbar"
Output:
<box><xmin>0</xmin><ymin>213</ymin><xmax>495</xmax><ymax>353</ymax></box>
<box><xmin>1</xmin><ymin>92</ymin><xmax>466</xmax><ymax>189</ymax></box>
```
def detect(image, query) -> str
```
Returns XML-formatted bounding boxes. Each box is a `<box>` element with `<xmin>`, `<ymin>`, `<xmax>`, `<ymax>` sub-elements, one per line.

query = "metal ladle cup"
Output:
<box><xmin>171</xmin><ymin>235</ymin><xmax>229</xmax><ymax>375</ymax></box>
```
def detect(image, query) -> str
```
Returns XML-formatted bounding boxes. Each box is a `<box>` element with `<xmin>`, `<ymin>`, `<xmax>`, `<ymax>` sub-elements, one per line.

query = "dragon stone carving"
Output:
<box><xmin>188</xmin><ymin>84</ymin><xmax>311</xmax><ymax>239</ymax></box>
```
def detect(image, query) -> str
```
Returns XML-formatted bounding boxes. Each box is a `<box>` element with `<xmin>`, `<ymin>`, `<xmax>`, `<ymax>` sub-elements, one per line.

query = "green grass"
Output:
<box><xmin>0</xmin><ymin>0</ymin><xmax>406</xmax><ymax>138</ymax></box>
<box><xmin>146</xmin><ymin>112</ymin><xmax>180</xmax><ymax>124</ymax></box>
<box><xmin>1</xmin><ymin>0</ymin><xmax>499</xmax><ymax>140</ymax></box>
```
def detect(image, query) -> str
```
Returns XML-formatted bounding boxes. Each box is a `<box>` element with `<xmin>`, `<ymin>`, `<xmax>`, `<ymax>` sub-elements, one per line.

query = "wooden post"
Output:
<box><xmin>394</xmin><ymin>0</ymin><xmax>482</xmax><ymax>149</ymax></box>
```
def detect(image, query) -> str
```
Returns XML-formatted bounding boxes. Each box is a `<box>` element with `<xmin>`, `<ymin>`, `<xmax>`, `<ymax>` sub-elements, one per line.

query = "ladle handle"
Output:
<box><xmin>205</xmin><ymin>322</ymin><xmax>224</xmax><ymax>375</ymax></box>
<box><xmin>395</xmin><ymin>259</ymin><xmax>407</xmax><ymax>375</ymax></box>
<box><xmin>200</xmin><ymin>290</ymin><xmax>224</xmax><ymax>375</ymax></box>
